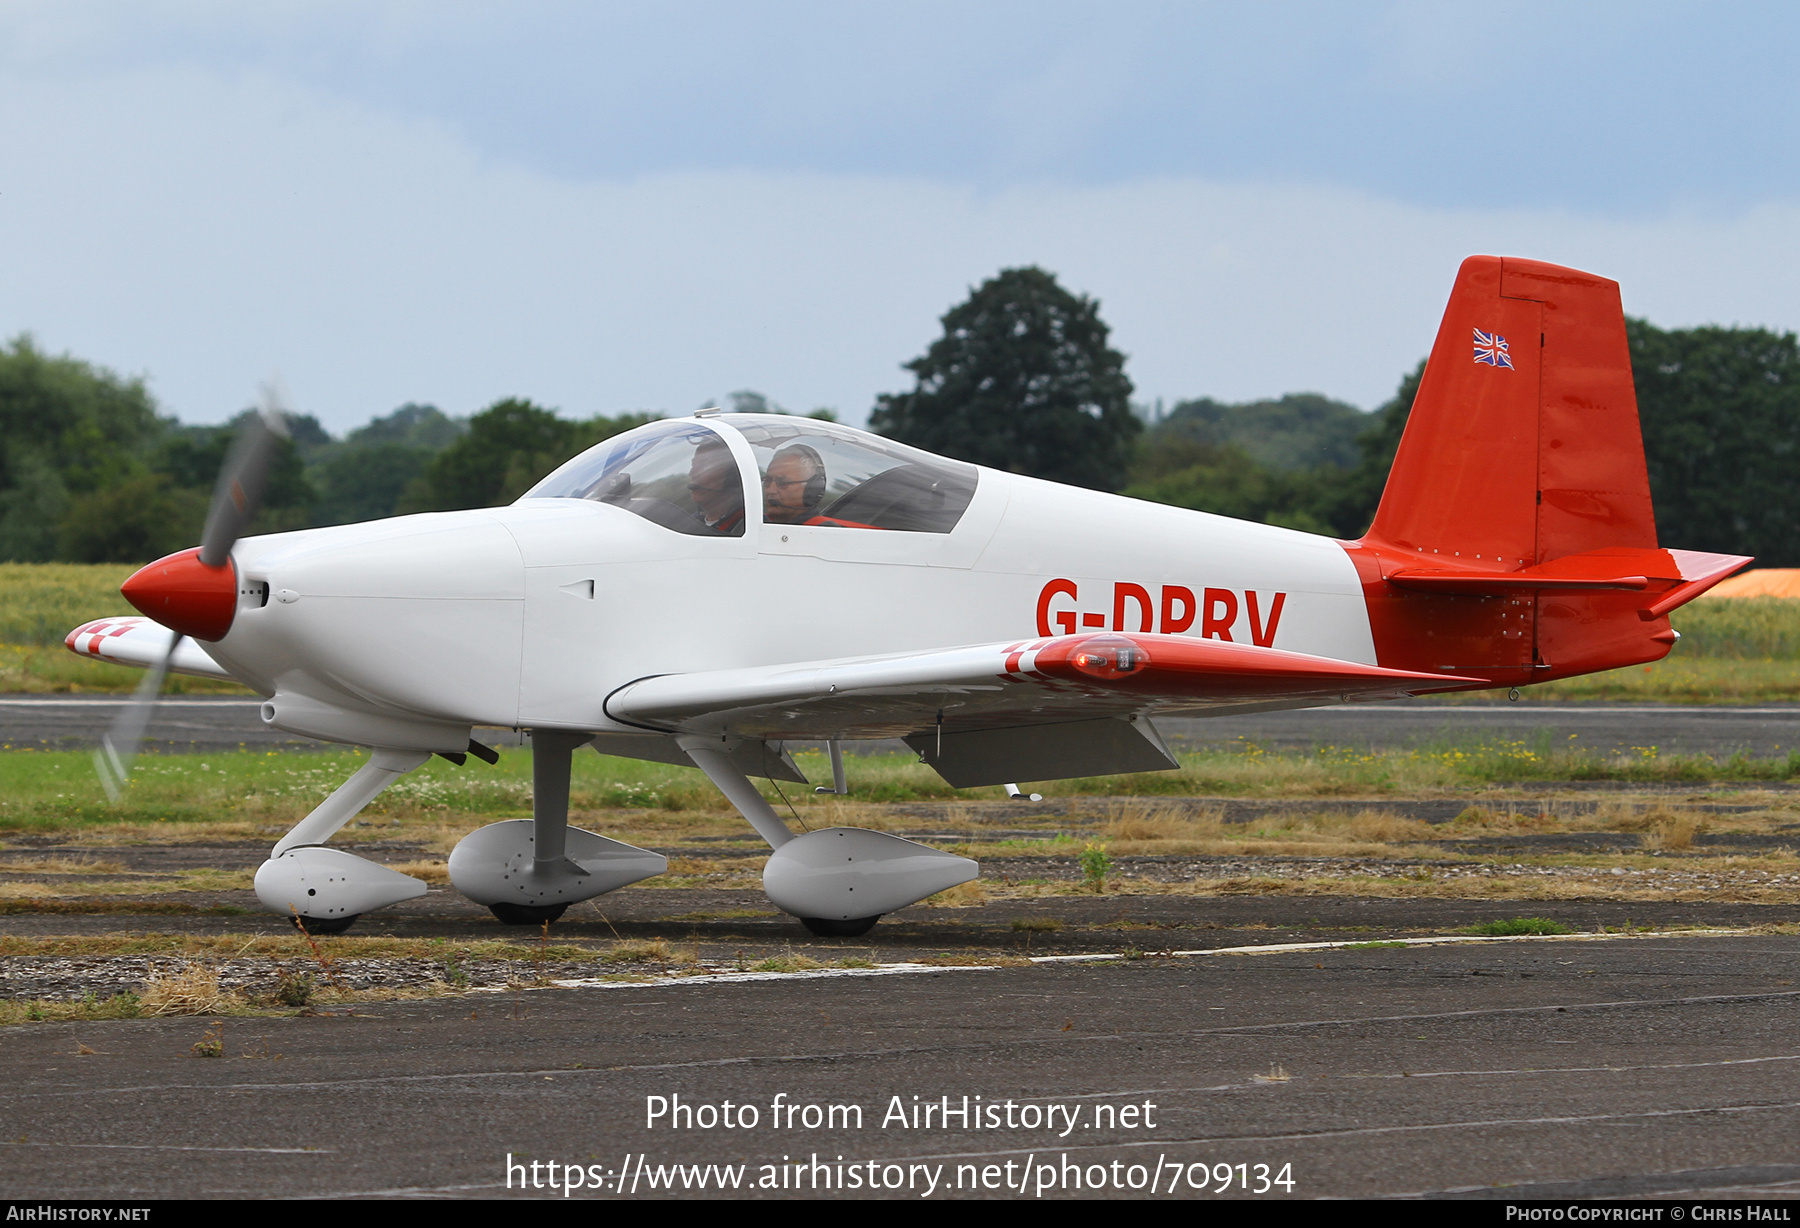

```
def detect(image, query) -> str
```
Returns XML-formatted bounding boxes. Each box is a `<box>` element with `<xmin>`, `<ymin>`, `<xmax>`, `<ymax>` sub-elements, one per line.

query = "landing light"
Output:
<box><xmin>1070</xmin><ymin>636</ymin><xmax>1149</xmax><ymax>680</ymax></box>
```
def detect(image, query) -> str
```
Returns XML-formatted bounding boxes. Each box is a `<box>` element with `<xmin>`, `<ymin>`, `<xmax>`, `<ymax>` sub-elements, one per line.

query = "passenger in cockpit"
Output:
<box><xmin>688</xmin><ymin>439</ymin><xmax>745</xmax><ymax>534</ymax></box>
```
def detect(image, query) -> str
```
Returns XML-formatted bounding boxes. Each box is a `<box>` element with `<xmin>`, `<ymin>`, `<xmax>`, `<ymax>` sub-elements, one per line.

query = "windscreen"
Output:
<box><xmin>523</xmin><ymin>420</ymin><xmax>747</xmax><ymax>537</ymax></box>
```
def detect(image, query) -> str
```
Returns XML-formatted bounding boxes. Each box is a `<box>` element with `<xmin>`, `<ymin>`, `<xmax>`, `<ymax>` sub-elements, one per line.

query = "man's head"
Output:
<box><xmin>687</xmin><ymin>440</ymin><xmax>742</xmax><ymax>526</ymax></box>
<box><xmin>763</xmin><ymin>445</ymin><xmax>825</xmax><ymax>524</ymax></box>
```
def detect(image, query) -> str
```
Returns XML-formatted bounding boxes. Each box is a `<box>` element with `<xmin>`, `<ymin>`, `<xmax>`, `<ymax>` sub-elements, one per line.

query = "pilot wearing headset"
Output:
<box><xmin>762</xmin><ymin>443</ymin><xmax>883</xmax><ymax>529</ymax></box>
<box><xmin>762</xmin><ymin>443</ymin><xmax>831</xmax><ymax>525</ymax></box>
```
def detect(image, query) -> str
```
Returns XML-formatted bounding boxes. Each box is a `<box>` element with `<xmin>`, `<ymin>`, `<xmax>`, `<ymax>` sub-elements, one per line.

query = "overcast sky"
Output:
<box><xmin>2</xmin><ymin>1</ymin><xmax>1797</xmax><ymax>432</ymax></box>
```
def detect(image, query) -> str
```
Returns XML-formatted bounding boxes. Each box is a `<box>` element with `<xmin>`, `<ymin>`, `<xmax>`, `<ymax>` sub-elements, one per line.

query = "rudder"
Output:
<box><xmin>1365</xmin><ymin>255</ymin><xmax>1657</xmax><ymax>565</ymax></box>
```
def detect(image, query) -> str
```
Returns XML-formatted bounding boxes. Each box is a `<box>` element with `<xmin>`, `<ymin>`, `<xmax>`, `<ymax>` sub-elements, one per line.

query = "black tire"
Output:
<box><xmin>800</xmin><ymin>915</ymin><xmax>882</xmax><ymax>938</ymax></box>
<box><xmin>489</xmin><ymin>902</ymin><xmax>570</xmax><ymax>926</ymax></box>
<box><xmin>291</xmin><ymin>914</ymin><xmax>359</xmax><ymax>936</ymax></box>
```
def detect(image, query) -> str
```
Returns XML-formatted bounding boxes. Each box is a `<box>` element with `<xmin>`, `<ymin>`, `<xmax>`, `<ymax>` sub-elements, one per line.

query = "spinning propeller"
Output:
<box><xmin>96</xmin><ymin>393</ymin><xmax>290</xmax><ymax>799</ymax></box>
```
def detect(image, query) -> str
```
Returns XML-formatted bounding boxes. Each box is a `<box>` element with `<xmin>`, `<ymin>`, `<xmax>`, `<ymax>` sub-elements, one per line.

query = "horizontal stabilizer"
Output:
<box><xmin>1384</xmin><ymin>547</ymin><xmax>1750</xmax><ymax>609</ymax></box>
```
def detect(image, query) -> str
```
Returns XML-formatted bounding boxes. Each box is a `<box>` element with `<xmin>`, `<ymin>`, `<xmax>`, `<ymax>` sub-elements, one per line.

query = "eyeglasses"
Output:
<box><xmin>762</xmin><ymin>475</ymin><xmax>807</xmax><ymax>488</ymax></box>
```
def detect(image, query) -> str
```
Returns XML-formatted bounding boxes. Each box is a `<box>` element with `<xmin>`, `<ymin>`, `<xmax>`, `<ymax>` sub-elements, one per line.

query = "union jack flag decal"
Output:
<box><xmin>1473</xmin><ymin>328</ymin><xmax>1514</xmax><ymax>369</ymax></box>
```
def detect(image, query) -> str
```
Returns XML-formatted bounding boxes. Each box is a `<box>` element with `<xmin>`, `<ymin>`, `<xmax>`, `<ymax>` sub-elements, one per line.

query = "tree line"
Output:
<box><xmin>1</xmin><ymin>269</ymin><xmax>1794</xmax><ymax>565</ymax></box>
<box><xmin>873</xmin><ymin>268</ymin><xmax>1800</xmax><ymax>565</ymax></box>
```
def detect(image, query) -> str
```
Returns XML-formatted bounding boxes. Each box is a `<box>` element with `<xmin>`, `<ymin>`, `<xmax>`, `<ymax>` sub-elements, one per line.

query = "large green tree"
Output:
<box><xmin>1156</xmin><ymin>392</ymin><xmax>1367</xmax><ymax>470</ymax></box>
<box><xmin>1630</xmin><ymin>320</ymin><xmax>1800</xmax><ymax>565</ymax></box>
<box><xmin>311</xmin><ymin>404</ymin><xmax>466</xmax><ymax>525</ymax></box>
<box><xmin>404</xmin><ymin>400</ymin><xmax>656</xmax><ymax>511</ymax></box>
<box><xmin>1304</xmin><ymin>360</ymin><xmax>1422</xmax><ymax>539</ymax></box>
<box><xmin>61</xmin><ymin>410</ymin><xmax>319</xmax><ymax>562</ymax></box>
<box><xmin>870</xmin><ymin>267</ymin><xmax>1140</xmax><ymax>491</ymax></box>
<box><xmin>0</xmin><ymin>336</ymin><xmax>167</xmax><ymax>561</ymax></box>
<box><xmin>1125</xmin><ymin>363</ymin><xmax>1422</xmax><ymax>540</ymax></box>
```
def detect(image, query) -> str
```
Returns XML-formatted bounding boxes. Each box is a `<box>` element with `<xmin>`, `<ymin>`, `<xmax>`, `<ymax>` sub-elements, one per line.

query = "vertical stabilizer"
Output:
<box><xmin>1364</xmin><ymin>256</ymin><xmax>1657</xmax><ymax>565</ymax></box>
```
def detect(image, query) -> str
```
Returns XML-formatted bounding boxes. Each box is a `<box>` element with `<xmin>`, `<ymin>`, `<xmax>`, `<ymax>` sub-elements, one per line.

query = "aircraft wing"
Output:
<box><xmin>606</xmin><ymin>633</ymin><xmax>1472</xmax><ymax>786</ymax></box>
<box><xmin>65</xmin><ymin>617</ymin><xmax>238</xmax><ymax>681</ymax></box>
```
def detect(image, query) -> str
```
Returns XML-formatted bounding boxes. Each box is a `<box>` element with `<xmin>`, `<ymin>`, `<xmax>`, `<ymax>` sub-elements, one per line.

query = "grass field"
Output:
<box><xmin>4</xmin><ymin>735</ymin><xmax>1800</xmax><ymax>840</ymax></box>
<box><xmin>4</xmin><ymin>563</ymin><xmax>1800</xmax><ymax>699</ymax></box>
<box><xmin>1427</xmin><ymin>597</ymin><xmax>1800</xmax><ymax>703</ymax></box>
<box><xmin>0</xmin><ymin>563</ymin><xmax>247</xmax><ymax>693</ymax></box>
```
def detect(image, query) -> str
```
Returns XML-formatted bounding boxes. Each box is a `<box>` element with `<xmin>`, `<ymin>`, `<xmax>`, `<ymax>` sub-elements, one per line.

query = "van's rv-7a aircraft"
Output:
<box><xmin>67</xmin><ymin>256</ymin><xmax>1748</xmax><ymax>937</ymax></box>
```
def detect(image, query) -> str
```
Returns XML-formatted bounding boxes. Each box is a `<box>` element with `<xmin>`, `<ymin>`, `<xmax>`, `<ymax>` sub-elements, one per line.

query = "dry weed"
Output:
<box><xmin>1594</xmin><ymin>804</ymin><xmax>1707</xmax><ymax>850</ymax></box>
<box><xmin>747</xmin><ymin>954</ymin><xmax>824</xmax><ymax>973</ymax></box>
<box><xmin>140</xmin><ymin>963</ymin><xmax>240</xmax><ymax>1016</ymax></box>
<box><xmin>1344</xmin><ymin>810</ymin><xmax>1435</xmax><ymax>843</ymax></box>
<box><xmin>1101</xmin><ymin>803</ymin><xmax>1226</xmax><ymax>842</ymax></box>
<box><xmin>657</xmin><ymin>856</ymin><xmax>762</xmax><ymax>887</ymax></box>
<box><xmin>388</xmin><ymin>859</ymin><xmax>450</xmax><ymax>884</ymax></box>
<box><xmin>0</xmin><ymin>882</ymin><xmax>55</xmax><ymax>899</ymax></box>
<box><xmin>925</xmin><ymin>880</ymin><xmax>988</xmax><ymax>907</ymax></box>
<box><xmin>0</xmin><ymin>856</ymin><xmax>129</xmax><ymax>875</ymax></box>
<box><xmin>1643</xmin><ymin>814</ymin><xmax>1703</xmax><ymax>851</ymax></box>
<box><xmin>1449</xmin><ymin>806</ymin><xmax>1559</xmax><ymax>833</ymax></box>
<box><xmin>1596</xmin><ymin>802</ymin><xmax>1658</xmax><ymax>832</ymax></box>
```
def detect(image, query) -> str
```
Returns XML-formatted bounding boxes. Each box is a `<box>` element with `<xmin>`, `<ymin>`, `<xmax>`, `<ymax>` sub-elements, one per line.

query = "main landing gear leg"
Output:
<box><xmin>488</xmin><ymin>730</ymin><xmax>592</xmax><ymax>926</ymax></box>
<box><xmin>254</xmin><ymin>748</ymin><xmax>434</xmax><ymax>934</ymax></box>
<box><xmin>676</xmin><ymin>735</ymin><xmax>795</xmax><ymax>850</ymax></box>
<box><xmin>677</xmin><ymin>735</ymin><xmax>976</xmax><ymax>939</ymax></box>
<box><xmin>446</xmin><ymin>731</ymin><xmax>667</xmax><ymax>924</ymax></box>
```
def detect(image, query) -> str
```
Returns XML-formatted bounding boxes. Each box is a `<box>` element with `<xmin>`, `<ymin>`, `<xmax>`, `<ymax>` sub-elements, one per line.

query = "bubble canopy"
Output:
<box><xmin>524</xmin><ymin>416</ymin><xmax>978</xmax><ymax>535</ymax></box>
<box><xmin>523</xmin><ymin>419</ymin><xmax>747</xmax><ymax>536</ymax></box>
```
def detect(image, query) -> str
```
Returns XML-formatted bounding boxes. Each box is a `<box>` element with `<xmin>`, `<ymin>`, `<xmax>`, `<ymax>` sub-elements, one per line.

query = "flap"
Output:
<box><xmin>604</xmin><ymin>632</ymin><xmax>1469</xmax><ymax>743</ymax></box>
<box><xmin>903</xmin><ymin>716</ymin><xmax>1179</xmax><ymax>787</ymax></box>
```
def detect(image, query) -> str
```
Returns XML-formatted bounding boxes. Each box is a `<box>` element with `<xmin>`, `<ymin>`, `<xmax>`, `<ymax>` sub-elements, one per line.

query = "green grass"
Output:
<box><xmin>0</xmin><ymin>563</ymin><xmax>139</xmax><ymax>646</ymax></box>
<box><xmin>1462</xmin><ymin>917</ymin><xmax>1575</xmax><ymax>936</ymax></box>
<box><xmin>1670</xmin><ymin>597</ymin><xmax>1800</xmax><ymax>660</ymax></box>
<box><xmin>0</xmin><ymin>746</ymin><xmax>741</xmax><ymax>833</ymax></box>
<box><xmin>0</xmin><ymin>641</ymin><xmax>250</xmax><ymax>694</ymax></box>
<box><xmin>1428</xmin><ymin>598</ymin><xmax>1800</xmax><ymax>703</ymax></box>
<box><xmin>1436</xmin><ymin>658</ymin><xmax>1800</xmax><ymax>705</ymax></box>
<box><xmin>8</xmin><ymin>733</ymin><xmax>1800</xmax><ymax>837</ymax></box>
<box><xmin>0</xmin><ymin>563</ymin><xmax>247</xmax><ymax>692</ymax></box>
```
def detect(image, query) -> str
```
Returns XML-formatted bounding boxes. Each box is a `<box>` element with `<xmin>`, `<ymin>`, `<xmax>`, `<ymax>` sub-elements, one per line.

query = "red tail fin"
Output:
<box><xmin>1345</xmin><ymin>256</ymin><xmax>1749</xmax><ymax>688</ymax></box>
<box><xmin>1365</xmin><ymin>255</ymin><xmax>1657</xmax><ymax>565</ymax></box>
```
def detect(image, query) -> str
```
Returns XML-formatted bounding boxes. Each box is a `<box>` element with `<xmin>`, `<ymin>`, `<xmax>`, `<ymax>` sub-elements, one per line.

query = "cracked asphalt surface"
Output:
<box><xmin>3</xmin><ymin>909</ymin><xmax>1799</xmax><ymax>1200</ymax></box>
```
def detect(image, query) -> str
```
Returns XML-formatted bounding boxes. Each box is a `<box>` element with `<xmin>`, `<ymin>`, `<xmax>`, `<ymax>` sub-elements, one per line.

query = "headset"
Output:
<box><xmin>771</xmin><ymin>443</ymin><xmax>828</xmax><ymax>511</ymax></box>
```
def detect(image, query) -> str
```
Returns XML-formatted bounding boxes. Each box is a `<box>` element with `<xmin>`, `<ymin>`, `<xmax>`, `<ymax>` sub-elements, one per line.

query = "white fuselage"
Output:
<box><xmin>206</xmin><ymin>418</ymin><xmax>1378</xmax><ymax>741</ymax></box>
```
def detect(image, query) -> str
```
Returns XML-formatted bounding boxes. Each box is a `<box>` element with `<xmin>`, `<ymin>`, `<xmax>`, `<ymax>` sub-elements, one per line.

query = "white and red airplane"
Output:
<box><xmin>66</xmin><ymin>256</ymin><xmax>1748</xmax><ymax>937</ymax></box>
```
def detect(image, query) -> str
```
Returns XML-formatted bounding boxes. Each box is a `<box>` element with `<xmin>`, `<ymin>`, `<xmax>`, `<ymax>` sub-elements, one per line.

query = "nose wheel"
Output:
<box><xmin>800</xmin><ymin>915</ymin><xmax>882</xmax><ymax>938</ymax></box>
<box><xmin>291</xmin><ymin>914</ymin><xmax>360</xmax><ymax>936</ymax></box>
